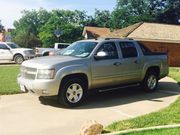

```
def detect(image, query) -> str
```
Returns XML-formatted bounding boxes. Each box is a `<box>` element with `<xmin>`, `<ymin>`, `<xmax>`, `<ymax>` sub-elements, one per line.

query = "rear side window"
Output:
<box><xmin>58</xmin><ymin>44</ymin><xmax>69</xmax><ymax>49</ymax></box>
<box><xmin>119</xmin><ymin>42</ymin><xmax>138</xmax><ymax>58</ymax></box>
<box><xmin>138</xmin><ymin>42</ymin><xmax>152</xmax><ymax>55</ymax></box>
<box><xmin>0</xmin><ymin>44</ymin><xmax>8</xmax><ymax>49</ymax></box>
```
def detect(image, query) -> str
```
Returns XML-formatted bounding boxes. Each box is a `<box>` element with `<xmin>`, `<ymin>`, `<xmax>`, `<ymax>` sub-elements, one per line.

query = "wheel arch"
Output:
<box><xmin>43</xmin><ymin>52</ymin><xmax>50</xmax><ymax>56</ymax></box>
<box><xmin>146</xmin><ymin>66</ymin><xmax>160</xmax><ymax>79</ymax></box>
<box><xmin>13</xmin><ymin>53</ymin><xmax>24</xmax><ymax>61</ymax></box>
<box><xmin>59</xmin><ymin>73</ymin><xmax>89</xmax><ymax>93</ymax></box>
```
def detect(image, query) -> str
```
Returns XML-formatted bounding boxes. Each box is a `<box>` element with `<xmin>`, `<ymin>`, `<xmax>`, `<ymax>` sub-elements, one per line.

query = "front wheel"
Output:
<box><xmin>58</xmin><ymin>78</ymin><xmax>86</xmax><ymax>107</ymax></box>
<box><xmin>14</xmin><ymin>55</ymin><xmax>24</xmax><ymax>64</ymax></box>
<box><xmin>141</xmin><ymin>71</ymin><xmax>158</xmax><ymax>92</ymax></box>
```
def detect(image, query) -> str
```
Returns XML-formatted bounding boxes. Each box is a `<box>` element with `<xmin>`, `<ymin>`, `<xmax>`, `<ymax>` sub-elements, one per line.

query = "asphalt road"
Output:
<box><xmin>0</xmin><ymin>77</ymin><xmax>179</xmax><ymax>135</ymax></box>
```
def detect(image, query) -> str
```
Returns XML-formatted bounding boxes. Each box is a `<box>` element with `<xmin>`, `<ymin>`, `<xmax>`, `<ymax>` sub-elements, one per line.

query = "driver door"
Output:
<box><xmin>91</xmin><ymin>42</ymin><xmax>121</xmax><ymax>88</ymax></box>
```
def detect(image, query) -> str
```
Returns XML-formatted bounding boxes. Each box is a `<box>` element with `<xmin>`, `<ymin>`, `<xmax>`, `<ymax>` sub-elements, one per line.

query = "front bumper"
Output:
<box><xmin>35</xmin><ymin>54</ymin><xmax>43</xmax><ymax>57</ymax></box>
<box><xmin>17</xmin><ymin>75</ymin><xmax>60</xmax><ymax>96</ymax></box>
<box><xmin>24</xmin><ymin>55</ymin><xmax>36</xmax><ymax>60</ymax></box>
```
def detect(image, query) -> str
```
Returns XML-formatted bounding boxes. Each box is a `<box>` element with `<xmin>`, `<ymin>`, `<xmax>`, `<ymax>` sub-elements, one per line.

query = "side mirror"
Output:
<box><xmin>94</xmin><ymin>51</ymin><xmax>108</xmax><ymax>60</ymax></box>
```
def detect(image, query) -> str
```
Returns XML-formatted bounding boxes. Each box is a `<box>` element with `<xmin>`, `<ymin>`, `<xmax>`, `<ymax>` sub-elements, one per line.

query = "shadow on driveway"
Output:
<box><xmin>39</xmin><ymin>81</ymin><xmax>180</xmax><ymax>109</ymax></box>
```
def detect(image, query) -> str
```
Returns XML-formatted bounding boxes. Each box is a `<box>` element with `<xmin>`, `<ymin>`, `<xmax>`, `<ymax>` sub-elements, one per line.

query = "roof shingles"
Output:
<box><xmin>128</xmin><ymin>23</ymin><xmax>180</xmax><ymax>43</ymax></box>
<box><xmin>83</xmin><ymin>26</ymin><xmax>111</xmax><ymax>39</ymax></box>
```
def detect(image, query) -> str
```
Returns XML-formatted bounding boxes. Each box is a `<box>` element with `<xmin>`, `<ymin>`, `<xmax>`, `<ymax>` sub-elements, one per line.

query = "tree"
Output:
<box><xmin>12</xmin><ymin>9</ymin><xmax>92</xmax><ymax>47</ymax></box>
<box><xmin>111</xmin><ymin>0</ymin><xmax>176</xmax><ymax>28</ymax></box>
<box><xmin>38</xmin><ymin>10</ymin><xmax>86</xmax><ymax>47</ymax></box>
<box><xmin>157</xmin><ymin>0</ymin><xmax>180</xmax><ymax>24</ymax></box>
<box><xmin>94</xmin><ymin>9</ymin><xmax>111</xmax><ymax>27</ymax></box>
<box><xmin>12</xmin><ymin>8</ymin><xmax>50</xmax><ymax>47</ymax></box>
<box><xmin>111</xmin><ymin>0</ymin><xmax>155</xmax><ymax>28</ymax></box>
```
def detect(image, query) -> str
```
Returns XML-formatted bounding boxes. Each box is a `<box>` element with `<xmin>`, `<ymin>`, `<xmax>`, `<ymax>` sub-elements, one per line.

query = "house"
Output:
<box><xmin>0</xmin><ymin>32</ymin><xmax>5</xmax><ymax>42</ymax></box>
<box><xmin>107</xmin><ymin>22</ymin><xmax>180</xmax><ymax>67</ymax></box>
<box><xmin>0</xmin><ymin>28</ymin><xmax>14</xmax><ymax>42</ymax></box>
<box><xmin>82</xmin><ymin>26</ymin><xmax>111</xmax><ymax>39</ymax></box>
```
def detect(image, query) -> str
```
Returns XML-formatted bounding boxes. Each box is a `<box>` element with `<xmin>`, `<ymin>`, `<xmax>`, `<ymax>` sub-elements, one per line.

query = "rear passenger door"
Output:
<box><xmin>118</xmin><ymin>41</ymin><xmax>143</xmax><ymax>83</ymax></box>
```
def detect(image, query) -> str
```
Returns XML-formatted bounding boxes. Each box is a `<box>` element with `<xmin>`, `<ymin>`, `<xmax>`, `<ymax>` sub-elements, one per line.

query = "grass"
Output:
<box><xmin>169</xmin><ymin>67</ymin><xmax>180</xmax><ymax>85</ymax></box>
<box><xmin>105</xmin><ymin>67</ymin><xmax>180</xmax><ymax>133</ymax></box>
<box><xmin>117</xmin><ymin>127</ymin><xmax>180</xmax><ymax>135</ymax></box>
<box><xmin>0</xmin><ymin>66</ymin><xmax>21</xmax><ymax>95</ymax></box>
<box><xmin>105</xmin><ymin>97</ymin><xmax>180</xmax><ymax>132</ymax></box>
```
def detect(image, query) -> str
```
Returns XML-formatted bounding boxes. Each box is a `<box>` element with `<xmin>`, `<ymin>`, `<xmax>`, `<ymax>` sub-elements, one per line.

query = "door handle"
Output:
<box><xmin>134</xmin><ymin>60</ymin><xmax>140</xmax><ymax>64</ymax></box>
<box><xmin>113</xmin><ymin>62</ymin><xmax>121</xmax><ymax>66</ymax></box>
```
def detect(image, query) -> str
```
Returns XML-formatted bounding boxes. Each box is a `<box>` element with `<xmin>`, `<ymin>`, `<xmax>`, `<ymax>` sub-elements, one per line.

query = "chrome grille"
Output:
<box><xmin>29</xmin><ymin>50</ymin><xmax>35</xmax><ymax>54</ymax></box>
<box><xmin>25</xmin><ymin>50</ymin><xmax>35</xmax><ymax>55</ymax></box>
<box><xmin>21</xmin><ymin>66</ymin><xmax>37</xmax><ymax>80</ymax></box>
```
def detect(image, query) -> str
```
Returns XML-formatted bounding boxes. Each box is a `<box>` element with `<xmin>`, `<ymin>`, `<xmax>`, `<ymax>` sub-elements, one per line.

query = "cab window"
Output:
<box><xmin>119</xmin><ymin>42</ymin><xmax>138</xmax><ymax>58</ymax></box>
<box><xmin>97</xmin><ymin>42</ymin><xmax>118</xmax><ymax>60</ymax></box>
<box><xmin>0</xmin><ymin>44</ymin><xmax>8</xmax><ymax>49</ymax></box>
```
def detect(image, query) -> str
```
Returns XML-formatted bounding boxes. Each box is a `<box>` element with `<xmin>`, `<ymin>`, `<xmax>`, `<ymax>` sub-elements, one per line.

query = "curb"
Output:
<box><xmin>0</xmin><ymin>64</ymin><xmax>19</xmax><ymax>67</ymax></box>
<box><xmin>103</xmin><ymin>124</ymin><xmax>180</xmax><ymax>135</ymax></box>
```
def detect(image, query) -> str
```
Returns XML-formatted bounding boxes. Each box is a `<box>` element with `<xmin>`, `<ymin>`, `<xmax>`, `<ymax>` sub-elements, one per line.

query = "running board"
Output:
<box><xmin>98</xmin><ymin>83</ymin><xmax>140</xmax><ymax>93</ymax></box>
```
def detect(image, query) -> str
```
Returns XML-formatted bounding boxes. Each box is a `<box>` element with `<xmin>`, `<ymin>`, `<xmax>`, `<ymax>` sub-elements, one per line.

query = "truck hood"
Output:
<box><xmin>22</xmin><ymin>55</ymin><xmax>80</xmax><ymax>69</ymax></box>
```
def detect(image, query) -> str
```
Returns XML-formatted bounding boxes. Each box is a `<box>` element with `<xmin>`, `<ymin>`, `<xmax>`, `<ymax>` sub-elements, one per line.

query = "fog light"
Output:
<box><xmin>42</xmin><ymin>90</ymin><xmax>49</xmax><ymax>94</ymax></box>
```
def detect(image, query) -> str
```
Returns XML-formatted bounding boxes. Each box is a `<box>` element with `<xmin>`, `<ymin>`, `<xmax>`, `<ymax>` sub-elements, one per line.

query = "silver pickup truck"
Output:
<box><xmin>18</xmin><ymin>39</ymin><xmax>169</xmax><ymax>107</ymax></box>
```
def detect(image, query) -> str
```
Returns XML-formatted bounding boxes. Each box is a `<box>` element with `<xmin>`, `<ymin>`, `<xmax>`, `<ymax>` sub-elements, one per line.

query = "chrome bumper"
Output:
<box><xmin>17</xmin><ymin>75</ymin><xmax>60</xmax><ymax>96</ymax></box>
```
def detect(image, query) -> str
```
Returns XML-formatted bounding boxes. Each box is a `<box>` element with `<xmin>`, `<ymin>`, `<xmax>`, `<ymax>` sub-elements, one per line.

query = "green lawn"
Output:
<box><xmin>105</xmin><ymin>97</ymin><xmax>180</xmax><ymax>133</ymax></box>
<box><xmin>0</xmin><ymin>66</ymin><xmax>21</xmax><ymax>95</ymax></box>
<box><xmin>169</xmin><ymin>67</ymin><xmax>180</xmax><ymax>85</ymax></box>
<box><xmin>105</xmin><ymin>67</ymin><xmax>180</xmax><ymax>133</ymax></box>
<box><xmin>117</xmin><ymin>127</ymin><xmax>180</xmax><ymax>135</ymax></box>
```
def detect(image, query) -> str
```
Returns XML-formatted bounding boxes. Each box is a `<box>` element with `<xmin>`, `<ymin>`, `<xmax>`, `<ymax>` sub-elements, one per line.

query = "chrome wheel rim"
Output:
<box><xmin>66</xmin><ymin>83</ymin><xmax>83</xmax><ymax>103</ymax></box>
<box><xmin>16</xmin><ymin>57</ymin><xmax>23</xmax><ymax>64</ymax></box>
<box><xmin>147</xmin><ymin>75</ymin><xmax>157</xmax><ymax>90</ymax></box>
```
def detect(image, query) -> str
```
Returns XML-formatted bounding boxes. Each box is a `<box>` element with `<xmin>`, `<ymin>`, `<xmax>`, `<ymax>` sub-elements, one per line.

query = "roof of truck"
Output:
<box><xmin>78</xmin><ymin>38</ymin><xmax>135</xmax><ymax>43</ymax></box>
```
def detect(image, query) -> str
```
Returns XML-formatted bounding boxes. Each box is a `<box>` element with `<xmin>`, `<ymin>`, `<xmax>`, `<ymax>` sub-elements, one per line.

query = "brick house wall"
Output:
<box><xmin>140</xmin><ymin>41</ymin><xmax>180</xmax><ymax>67</ymax></box>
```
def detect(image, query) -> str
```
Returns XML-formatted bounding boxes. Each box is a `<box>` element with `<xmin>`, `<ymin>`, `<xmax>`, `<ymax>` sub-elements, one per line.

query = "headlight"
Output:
<box><xmin>24</xmin><ymin>50</ymin><xmax>30</xmax><ymax>55</ymax></box>
<box><xmin>24</xmin><ymin>50</ymin><xmax>34</xmax><ymax>55</ymax></box>
<box><xmin>37</xmin><ymin>69</ymin><xmax>55</xmax><ymax>79</ymax></box>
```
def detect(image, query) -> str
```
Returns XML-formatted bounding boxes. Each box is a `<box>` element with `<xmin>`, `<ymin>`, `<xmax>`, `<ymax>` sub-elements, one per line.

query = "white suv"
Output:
<box><xmin>0</xmin><ymin>42</ymin><xmax>35</xmax><ymax>64</ymax></box>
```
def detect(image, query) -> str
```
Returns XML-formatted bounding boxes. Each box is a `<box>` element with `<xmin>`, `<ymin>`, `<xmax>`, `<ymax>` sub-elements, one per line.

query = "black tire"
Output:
<box><xmin>58</xmin><ymin>78</ymin><xmax>86</xmax><ymax>107</ymax></box>
<box><xmin>43</xmin><ymin>52</ymin><xmax>49</xmax><ymax>56</ymax></box>
<box><xmin>14</xmin><ymin>55</ymin><xmax>24</xmax><ymax>64</ymax></box>
<box><xmin>141</xmin><ymin>70</ymin><xmax>158</xmax><ymax>92</ymax></box>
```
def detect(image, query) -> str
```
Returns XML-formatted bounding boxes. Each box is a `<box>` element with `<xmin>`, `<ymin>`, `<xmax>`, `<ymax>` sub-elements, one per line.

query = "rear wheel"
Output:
<box><xmin>43</xmin><ymin>52</ymin><xmax>49</xmax><ymax>56</ymax></box>
<box><xmin>58</xmin><ymin>78</ymin><xmax>86</xmax><ymax>107</ymax></box>
<box><xmin>142</xmin><ymin>71</ymin><xmax>158</xmax><ymax>92</ymax></box>
<box><xmin>14</xmin><ymin>55</ymin><xmax>24</xmax><ymax>64</ymax></box>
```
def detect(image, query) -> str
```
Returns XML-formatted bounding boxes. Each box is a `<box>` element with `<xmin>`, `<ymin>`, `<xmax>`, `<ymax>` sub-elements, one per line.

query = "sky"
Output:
<box><xmin>0</xmin><ymin>0</ymin><xmax>116</xmax><ymax>28</ymax></box>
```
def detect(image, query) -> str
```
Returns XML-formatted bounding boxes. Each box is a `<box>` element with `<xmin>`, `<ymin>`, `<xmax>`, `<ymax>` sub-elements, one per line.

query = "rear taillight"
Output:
<box><xmin>49</xmin><ymin>52</ymin><xmax>55</xmax><ymax>56</ymax></box>
<box><xmin>35</xmin><ymin>48</ymin><xmax>39</xmax><ymax>54</ymax></box>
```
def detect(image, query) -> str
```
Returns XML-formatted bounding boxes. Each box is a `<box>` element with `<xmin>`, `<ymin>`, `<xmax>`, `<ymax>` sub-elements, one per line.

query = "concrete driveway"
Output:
<box><xmin>0</xmin><ymin>77</ymin><xmax>179</xmax><ymax>135</ymax></box>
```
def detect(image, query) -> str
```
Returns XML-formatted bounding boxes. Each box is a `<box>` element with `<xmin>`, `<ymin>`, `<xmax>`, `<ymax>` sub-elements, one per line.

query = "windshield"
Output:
<box><xmin>7</xmin><ymin>43</ymin><xmax>20</xmax><ymax>49</ymax></box>
<box><xmin>60</xmin><ymin>41</ymin><xmax>98</xmax><ymax>58</ymax></box>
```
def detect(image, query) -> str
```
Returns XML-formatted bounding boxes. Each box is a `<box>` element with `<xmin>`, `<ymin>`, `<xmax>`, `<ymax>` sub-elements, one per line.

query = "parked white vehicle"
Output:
<box><xmin>35</xmin><ymin>43</ymin><xmax>69</xmax><ymax>56</ymax></box>
<box><xmin>0</xmin><ymin>42</ymin><xmax>35</xmax><ymax>64</ymax></box>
